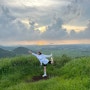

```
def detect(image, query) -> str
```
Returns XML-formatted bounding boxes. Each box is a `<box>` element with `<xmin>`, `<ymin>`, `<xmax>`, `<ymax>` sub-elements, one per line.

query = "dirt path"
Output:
<box><xmin>25</xmin><ymin>75</ymin><xmax>49</xmax><ymax>83</ymax></box>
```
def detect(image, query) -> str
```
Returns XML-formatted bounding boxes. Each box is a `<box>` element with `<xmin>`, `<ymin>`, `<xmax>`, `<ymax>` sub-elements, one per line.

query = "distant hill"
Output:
<box><xmin>13</xmin><ymin>47</ymin><xmax>30</xmax><ymax>55</ymax></box>
<box><xmin>0</xmin><ymin>46</ymin><xmax>17</xmax><ymax>51</ymax></box>
<box><xmin>0</xmin><ymin>45</ymin><xmax>90</xmax><ymax>58</ymax></box>
<box><xmin>0</xmin><ymin>48</ymin><xmax>15</xmax><ymax>58</ymax></box>
<box><xmin>0</xmin><ymin>47</ymin><xmax>30</xmax><ymax>58</ymax></box>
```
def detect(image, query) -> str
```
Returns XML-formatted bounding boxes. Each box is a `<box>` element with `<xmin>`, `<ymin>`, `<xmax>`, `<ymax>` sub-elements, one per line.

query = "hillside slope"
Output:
<box><xmin>0</xmin><ymin>48</ymin><xmax>15</xmax><ymax>58</ymax></box>
<box><xmin>0</xmin><ymin>47</ymin><xmax>30</xmax><ymax>58</ymax></box>
<box><xmin>13</xmin><ymin>47</ymin><xmax>29</xmax><ymax>55</ymax></box>
<box><xmin>0</xmin><ymin>56</ymin><xmax>90</xmax><ymax>90</ymax></box>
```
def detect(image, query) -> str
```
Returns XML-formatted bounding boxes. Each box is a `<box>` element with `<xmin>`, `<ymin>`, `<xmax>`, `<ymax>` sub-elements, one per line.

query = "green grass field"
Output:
<box><xmin>0</xmin><ymin>55</ymin><xmax>90</xmax><ymax>90</ymax></box>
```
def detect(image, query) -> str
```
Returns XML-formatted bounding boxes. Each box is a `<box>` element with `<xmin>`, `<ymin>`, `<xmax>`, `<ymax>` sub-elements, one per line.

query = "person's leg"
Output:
<box><xmin>48</xmin><ymin>57</ymin><xmax>54</xmax><ymax>65</ymax></box>
<box><xmin>42</xmin><ymin>66</ymin><xmax>47</xmax><ymax>77</ymax></box>
<box><xmin>44</xmin><ymin>66</ymin><xmax>46</xmax><ymax>75</ymax></box>
<box><xmin>51</xmin><ymin>57</ymin><xmax>54</xmax><ymax>64</ymax></box>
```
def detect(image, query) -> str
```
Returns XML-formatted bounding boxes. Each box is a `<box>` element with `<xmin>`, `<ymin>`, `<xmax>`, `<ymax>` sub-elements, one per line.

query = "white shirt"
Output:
<box><xmin>32</xmin><ymin>53</ymin><xmax>52</xmax><ymax>65</ymax></box>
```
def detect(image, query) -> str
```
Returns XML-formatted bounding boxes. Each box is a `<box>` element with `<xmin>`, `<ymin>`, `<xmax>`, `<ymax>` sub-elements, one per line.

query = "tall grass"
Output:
<box><xmin>0</xmin><ymin>55</ymin><xmax>90</xmax><ymax>90</ymax></box>
<box><xmin>6</xmin><ymin>77</ymin><xmax>90</xmax><ymax>90</ymax></box>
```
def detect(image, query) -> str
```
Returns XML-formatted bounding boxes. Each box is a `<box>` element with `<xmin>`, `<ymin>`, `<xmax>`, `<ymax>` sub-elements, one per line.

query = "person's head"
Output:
<box><xmin>37</xmin><ymin>51</ymin><xmax>42</xmax><ymax>55</ymax></box>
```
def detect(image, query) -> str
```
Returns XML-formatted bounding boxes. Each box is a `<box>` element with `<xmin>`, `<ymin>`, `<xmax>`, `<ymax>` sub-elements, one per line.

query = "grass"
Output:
<box><xmin>0</xmin><ymin>55</ymin><xmax>90</xmax><ymax>90</ymax></box>
<box><xmin>6</xmin><ymin>77</ymin><xmax>90</xmax><ymax>90</ymax></box>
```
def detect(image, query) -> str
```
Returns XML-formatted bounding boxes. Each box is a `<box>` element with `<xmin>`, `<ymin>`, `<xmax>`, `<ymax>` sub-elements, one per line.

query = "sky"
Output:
<box><xmin>0</xmin><ymin>0</ymin><xmax>90</xmax><ymax>45</ymax></box>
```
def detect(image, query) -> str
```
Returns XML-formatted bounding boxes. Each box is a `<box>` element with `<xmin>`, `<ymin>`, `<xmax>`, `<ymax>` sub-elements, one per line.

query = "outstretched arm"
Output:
<box><xmin>32</xmin><ymin>53</ymin><xmax>42</xmax><ymax>66</ymax></box>
<box><xmin>28</xmin><ymin>51</ymin><xmax>32</xmax><ymax>54</ymax></box>
<box><xmin>28</xmin><ymin>51</ymin><xmax>42</xmax><ymax>65</ymax></box>
<box><xmin>28</xmin><ymin>51</ymin><xmax>38</xmax><ymax>57</ymax></box>
<box><xmin>44</xmin><ymin>54</ymin><xmax>52</xmax><ymax>58</ymax></box>
<box><xmin>32</xmin><ymin>53</ymin><xmax>38</xmax><ymax>57</ymax></box>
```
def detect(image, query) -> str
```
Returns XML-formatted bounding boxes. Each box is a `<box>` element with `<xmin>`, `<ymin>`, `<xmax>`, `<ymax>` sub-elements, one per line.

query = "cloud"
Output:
<box><xmin>63</xmin><ymin>0</ymin><xmax>90</xmax><ymax>26</ymax></box>
<box><xmin>0</xmin><ymin>6</ymin><xmax>68</xmax><ymax>41</ymax></box>
<box><xmin>0</xmin><ymin>6</ymin><xmax>41</xmax><ymax>41</ymax></box>
<box><xmin>0</xmin><ymin>0</ymin><xmax>90</xmax><ymax>45</ymax></box>
<box><xmin>41</xmin><ymin>18</ymin><xmax>68</xmax><ymax>40</ymax></box>
<box><xmin>80</xmin><ymin>22</ymin><xmax>90</xmax><ymax>39</ymax></box>
<box><xmin>69</xmin><ymin>21</ymin><xmax>90</xmax><ymax>39</ymax></box>
<box><xmin>0</xmin><ymin>2</ymin><xmax>69</xmax><ymax>42</ymax></box>
<box><xmin>0</xmin><ymin>6</ymin><xmax>15</xmax><ymax>24</ymax></box>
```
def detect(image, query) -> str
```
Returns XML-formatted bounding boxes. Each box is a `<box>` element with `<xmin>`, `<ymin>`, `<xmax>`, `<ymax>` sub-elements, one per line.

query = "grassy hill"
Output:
<box><xmin>0</xmin><ymin>47</ymin><xmax>30</xmax><ymax>58</ymax></box>
<box><xmin>0</xmin><ymin>55</ymin><xmax>90</xmax><ymax>90</ymax></box>
<box><xmin>13</xmin><ymin>47</ymin><xmax>30</xmax><ymax>55</ymax></box>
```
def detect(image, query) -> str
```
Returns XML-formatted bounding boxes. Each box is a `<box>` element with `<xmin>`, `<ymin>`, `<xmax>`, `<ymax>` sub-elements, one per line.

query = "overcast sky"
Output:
<box><xmin>0</xmin><ymin>0</ymin><xmax>90</xmax><ymax>45</ymax></box>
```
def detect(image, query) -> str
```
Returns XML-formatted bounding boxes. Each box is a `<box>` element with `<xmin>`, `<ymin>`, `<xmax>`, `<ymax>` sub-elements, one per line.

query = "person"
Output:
<box><xmin>28</xmin><ymin>51</ymin><xmax>53</xmax><ymax>77</ymax></box>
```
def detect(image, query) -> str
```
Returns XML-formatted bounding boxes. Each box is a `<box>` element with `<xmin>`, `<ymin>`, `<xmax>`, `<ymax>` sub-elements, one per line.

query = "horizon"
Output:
<box><xmin>0</xmin><ymin>44</ymin><xmax>90</xmax><ymax>47</ymax></box>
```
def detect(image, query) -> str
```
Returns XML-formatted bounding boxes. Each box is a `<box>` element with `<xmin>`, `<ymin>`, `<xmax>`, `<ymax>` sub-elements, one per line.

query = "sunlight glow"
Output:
<box><xmin>1</xmin><ymin>40</ymin><xmax>90</xmax><ymax>46</ymax></box>
<box><xmin>36</xmin><ymin>40</ymin><xmax>48</xmax><ymax>45</ymax></box>
<box><xmin>35</xmin><ymin>26</ymin><xmax>47</xmax><ymax>33</ymax></box>
<box><xmin>20</xmin><ymin>19</ymin><xmax>30</xmax><ymax>29</ymax></box>
<box><xmin>62</xmin><ymin>25</ymin><xmax>86</xmax><ymax>33</ymax></box>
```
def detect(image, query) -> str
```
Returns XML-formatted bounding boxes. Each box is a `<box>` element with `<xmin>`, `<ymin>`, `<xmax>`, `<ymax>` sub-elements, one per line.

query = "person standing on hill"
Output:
<box><xmin>28</xmin><ymin>51</ymin><xmax>53</xmax><ymax>77</ymax></box>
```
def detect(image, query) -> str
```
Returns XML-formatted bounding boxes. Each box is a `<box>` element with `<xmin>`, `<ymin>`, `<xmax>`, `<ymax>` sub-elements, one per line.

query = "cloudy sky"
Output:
<box><xmin>0</xmin><ymin>0</ymin><xmax>90</xmax><ymax>45</ymax></box>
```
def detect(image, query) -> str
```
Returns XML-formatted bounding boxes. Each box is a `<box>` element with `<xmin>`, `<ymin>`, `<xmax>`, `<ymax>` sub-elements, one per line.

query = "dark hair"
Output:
<box><xmin>38</xmin><ymin>52</ymin><xmax>42</xmax><ymax>55</ymax></box>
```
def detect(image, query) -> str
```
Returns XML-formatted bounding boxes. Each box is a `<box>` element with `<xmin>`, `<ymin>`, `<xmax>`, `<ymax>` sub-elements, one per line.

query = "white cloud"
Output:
<box><xmin>0</xmin><ymin>0</ymin><xmax>90</xmax><ymax>45</ymax></box>
<box><xmin>0</xmin><ymin>0</ymin><xmax>70</xmax><ymax>7</ymax></box>
<box><xmin>41</xmin><ymin>18</ymin><xmax>68</xmax><ymax>40</ymax></box>
<box><xmin>69</xmin><ymin>21</ymin><xmax>90</xmax><ymax>39</ymax></box>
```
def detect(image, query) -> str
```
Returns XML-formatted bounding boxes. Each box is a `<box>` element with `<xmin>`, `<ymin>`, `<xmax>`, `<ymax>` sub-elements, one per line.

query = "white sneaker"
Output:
<box><xmin>42</xmin><ymin>74</ymin><xmax>47</xmax><ymax>77</ymax></box>
<box><xmin>51</xmin><ymin>57</ymin><xmax>54</xmax><ymax>64</ymax></box>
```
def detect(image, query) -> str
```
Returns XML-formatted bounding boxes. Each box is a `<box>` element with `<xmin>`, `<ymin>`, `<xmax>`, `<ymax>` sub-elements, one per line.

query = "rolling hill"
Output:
<box><xmin>0</xmin><ymin>44</ymin><xmax>90</xmax><ymax>58</ymax></box>
<box><xmin>0</xmin><ymin>47</ymin><xmax>30</xmax><ymax>58</ymax></box>
<box><xmin>0</xmin><ymin>56</ymin><xmax>90</xmax><ymax>90</ymax></box>
<box><xmin>13</xmin><ymin>47</ymin><xmax>30</xmax><ymax>55</ymax></box>
<box><xmin>0</xmin><ymin>48</ymin><xmax>15</xmax><ymax>58</ymax></box>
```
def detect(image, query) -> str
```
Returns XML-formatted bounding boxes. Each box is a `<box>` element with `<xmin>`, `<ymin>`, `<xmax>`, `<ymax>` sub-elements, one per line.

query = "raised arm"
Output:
<box><xmin>32</xmin><ymin>53</ymin><xmax>39</xmax><ymax>57</ymax></box>
<box><xmin>44</xmin><ymin>54</ymin><xmax>52</xmax><ymax>58</ymax></box>
<box><xmin>28</xmin><ymin>51</ymin><xmax>38</xmax><ymax>57</ymax></box>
